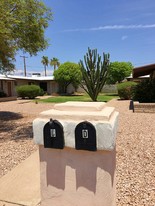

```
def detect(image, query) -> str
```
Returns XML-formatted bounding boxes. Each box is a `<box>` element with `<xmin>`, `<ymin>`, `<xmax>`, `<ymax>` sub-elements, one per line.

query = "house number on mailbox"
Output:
<box><xmin>75</xmin><ymin>121</ymin><xmax>97</xmax><ymax>151</ymax></box>
<box><xmin>50</xmin><ymin>129</ymin><xmax>56</xmax><ymax>137</ymax></box>
<box><xmin>82</xmin><ymin>129</ymin><xmax>88</xmax><ymax>138</ymax></box>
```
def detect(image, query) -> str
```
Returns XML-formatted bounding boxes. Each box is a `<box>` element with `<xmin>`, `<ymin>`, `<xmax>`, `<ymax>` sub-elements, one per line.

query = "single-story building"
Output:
<box><xmin>126</xmin><ymin>63</ymin><xmax>155</xmax><ymax>82</ymax></box>
<box><xmin>133</xmin><ymin>63</ymin><xmax>155</xmax><ymax>79</ymax></box>
<box><xmin>0</xmin><ymin>73</ymin><xmax>59</xmax><ymax>97</ymax></box>
<box><xmin>7</xmin><ymin>74</ymin><xmax>58</xmax><ymax>95</ymax></box>
<box><xmin>0</xmin><ymin>72</ymin><xmax>78</xmax><ymax>97</ymax></box>
<box><xmin>0</xmin><ymin>75</ymin><xmax>16</xmax><ymax>96</ymax></box>
<box><xmin>126</xmin><ymin>74</ymin><xmax>150</xmax><ymax>82</ymax></box>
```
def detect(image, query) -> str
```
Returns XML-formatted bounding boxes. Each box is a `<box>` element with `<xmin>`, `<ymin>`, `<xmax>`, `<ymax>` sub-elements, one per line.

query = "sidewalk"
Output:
<box><xmin>0</xmin><ymin>151</ymin><xmax>41</xmax><ymax>206</ymax></box>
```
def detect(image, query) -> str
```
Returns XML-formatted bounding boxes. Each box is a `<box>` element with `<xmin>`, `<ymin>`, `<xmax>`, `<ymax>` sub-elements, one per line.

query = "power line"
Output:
<box><xmin>20</xmin><ymin>55</ymin><xmax>28</xmax><ymax>76</ymax></box>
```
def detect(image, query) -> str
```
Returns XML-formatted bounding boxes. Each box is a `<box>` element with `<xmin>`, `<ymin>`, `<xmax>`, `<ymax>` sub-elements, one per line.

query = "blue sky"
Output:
<box><xmin>14</xmin><ymin>0</ymin><xmax>155</xmax><ymax>75</ymax></box>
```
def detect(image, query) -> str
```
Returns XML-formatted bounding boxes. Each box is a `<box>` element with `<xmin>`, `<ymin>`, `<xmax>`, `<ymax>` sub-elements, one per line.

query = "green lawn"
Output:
<box><xmin>38</xmin><ymin>93</ymin><xmax>118</xmax><ymax>103</ymax></box>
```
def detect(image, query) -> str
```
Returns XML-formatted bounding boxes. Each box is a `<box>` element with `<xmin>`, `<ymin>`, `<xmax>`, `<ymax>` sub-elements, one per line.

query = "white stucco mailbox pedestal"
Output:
<box><xmin>33</xmin><ymin>101</ymin><xmax>119</xmax><ymax>206</ymax></box>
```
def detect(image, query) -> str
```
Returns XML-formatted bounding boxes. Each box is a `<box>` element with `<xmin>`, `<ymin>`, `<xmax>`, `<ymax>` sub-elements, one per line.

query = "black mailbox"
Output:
<box><xmin>43</xmin><ymin>119</ymin><xmax>64</xmax><ymax>149</ymax></box>
<box><xmin>75</xmin><ymin>121</ymin><xmax>97</xmax><ymax>151</ymax></box>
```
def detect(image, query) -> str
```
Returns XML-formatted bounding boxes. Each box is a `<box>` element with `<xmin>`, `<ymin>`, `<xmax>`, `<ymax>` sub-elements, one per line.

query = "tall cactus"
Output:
<box><xmin>79</xmin><ymin>48</ymin><xmax>110</xmax><ymax>101</ymax></box>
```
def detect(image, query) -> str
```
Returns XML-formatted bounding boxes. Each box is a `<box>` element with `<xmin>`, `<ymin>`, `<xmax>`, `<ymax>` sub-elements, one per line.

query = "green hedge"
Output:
<box><xmin>16</xmin><ymin>85</ymin><xmax>41</xmax><ymax>99</ymax></box>
<box><xmin>117</xmin><ymin>81</ymin><xmax>137</xmax><ymax>100</ymax></box>
<box><xmin>132</xmin><ymin>79</ymin><xmax>155</xmax><ymax>103</ymax></box>
<box><xmin>0</xmin><ymin>90</ymin><xmax>7</xmax><ymax>98</ymax></box>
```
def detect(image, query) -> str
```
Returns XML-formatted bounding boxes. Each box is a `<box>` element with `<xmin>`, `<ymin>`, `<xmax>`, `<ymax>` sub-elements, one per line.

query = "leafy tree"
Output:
<box><xmin>107</xmin><ymin>61</ymin><xmax>133</xmax><ymax>84</ymax></box>
<box><xmin>0</xmin><ymin>0</ymin><xmax>52</xmax><ymax>73</ymax></box>
<box><xmin>41</xmin><ymin>56</ymin><xmax>49</xmax><ymax>76</ymax></box>
<box><xmin>54</xmin><ymin>62</ymin><xmax>82</xmax><ymax>93</ymax></box>
<box><xmin>79</xmin><ymin>48</ymin><xmax>110</xmax><ymax>101</ymax></box>
<box><xmin>50</xmin><ymin>57</ymin><xmax>60</xmax><ymax>71</ymax></box>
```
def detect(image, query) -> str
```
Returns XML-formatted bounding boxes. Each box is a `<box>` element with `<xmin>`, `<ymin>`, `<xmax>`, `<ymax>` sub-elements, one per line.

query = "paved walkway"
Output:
<box><xmin>0</xmin><ymin>151</ymin><xmax>40</xmax><ymax>206</ymax></box>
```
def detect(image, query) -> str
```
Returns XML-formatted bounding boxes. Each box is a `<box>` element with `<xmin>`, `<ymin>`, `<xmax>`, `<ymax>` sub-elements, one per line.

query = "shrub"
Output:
<box><xmin>16</xmin><ymin>85</ymin><xmax>41</xmax><ymax>99</ymax></box>
<box><xmin>39</xmin><ymin>88</ymin><xmax>45</xmax><ymax>96</ymax></box>
<box><xmin>132</xmin><ymin>79</ymin><xmax>155</xmax><ymax>103</ymax></box>
<box><xmin>117</xmin><ymin>81</ymin><xmax>137</xmax><ymax>100</ymax></box>
<box><xmin>0</xmin><ymin>90</ymin><xmax>7</xmax><ymax>97</ymax></box>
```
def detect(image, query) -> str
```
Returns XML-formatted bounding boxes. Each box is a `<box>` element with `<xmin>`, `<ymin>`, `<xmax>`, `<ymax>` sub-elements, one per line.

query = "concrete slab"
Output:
<box><xmin>0</xmin><ymin>151</ymin><xmax>41</xmax><ymax>206</ymax></box>
<box><xmin>0</xmin><ymin>200</ymin><xmax>27</xmax><ymax>206</ymax></box>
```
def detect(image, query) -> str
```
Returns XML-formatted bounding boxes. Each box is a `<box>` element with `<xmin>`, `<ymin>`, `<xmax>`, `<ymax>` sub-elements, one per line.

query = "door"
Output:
<box><xmin>0</xmin><ymin>80</ymin><xmax>3</xmax><ymax>90</ymax></box>
<box><xmin>7</xmin><ymin>82</ymin><xmax>12</xmax><ymax>96</ymax></box>
<box><xmin>39</xmin><ymin>82</ymin><xmax>47</xmax><ymax>92</ymax></box>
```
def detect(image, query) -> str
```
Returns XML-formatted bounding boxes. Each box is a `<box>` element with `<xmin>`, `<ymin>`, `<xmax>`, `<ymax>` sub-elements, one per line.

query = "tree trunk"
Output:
<box><xmin>44</xmin><ymin>65</ymin><xmax>47</xmax><ymax>76</ymax></box>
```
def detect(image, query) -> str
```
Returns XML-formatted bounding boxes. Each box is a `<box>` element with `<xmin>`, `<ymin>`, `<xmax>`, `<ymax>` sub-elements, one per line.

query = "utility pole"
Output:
<box><xmin>20</xmin><ymin>55</ymin><xmax>28</xmax><ymax>76</ymax></box>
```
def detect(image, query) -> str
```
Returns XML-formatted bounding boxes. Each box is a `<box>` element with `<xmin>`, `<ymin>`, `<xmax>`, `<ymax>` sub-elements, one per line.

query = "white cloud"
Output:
<box><xmin>10</xmin><ymin>69</ymin><xmax>24</xmax><ymax>76</ymax></box>
<box><xmin>40</xmin><ymin>70</ymin><xmax>53</xmax><ymax>76</ymax></box>
<box><xmin>121</xmin><ymin>35</ymin><xmax>128</xmax><ymax>41</ymax></box>
<box><xmin>63</xmin><ymin>24</ymin><xmax>155</xmax><ymax>32</ymax></box>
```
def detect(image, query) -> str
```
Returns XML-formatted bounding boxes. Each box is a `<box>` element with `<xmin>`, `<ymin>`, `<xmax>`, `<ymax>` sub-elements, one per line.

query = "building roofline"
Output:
<box><xmin>133</xmin><ymin>63</ymin><xmax>155</xmax><ymax>78</ymax></box>
<box><xmin>7</xmin><ymin>75</ymin><xmax>55</xmax><ymax>81</ymax></box>
<box><xmin>0</xmin><ymin>75</ymin><xmax>15</xmax><ymax>81</ymax></box>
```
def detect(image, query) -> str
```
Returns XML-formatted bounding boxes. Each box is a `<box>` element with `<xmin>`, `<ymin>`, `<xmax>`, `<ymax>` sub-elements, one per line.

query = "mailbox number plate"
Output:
<box><xmin>50</xmin><ymin>129</ymin><xmax>56</xmax><ymax>137</ymax></box>
<box><xmin>82</xmin><ymin>129</ymin><xmax>88</xmax><ymax>138</ymax></box>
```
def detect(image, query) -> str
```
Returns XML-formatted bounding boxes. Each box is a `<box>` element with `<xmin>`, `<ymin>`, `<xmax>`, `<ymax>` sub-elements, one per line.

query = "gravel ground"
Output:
<box><xmin>0</xmin><ymin>99</ymin><xmax>55</xmax><ymax>177</ymax></box>
<box><xmin>0</xmin><ymin>98</ymin><xmax>155</xmax><ymax>206</ymax></box>
<box><xmin>107</xmin><ymin>100</ymin><xmax>155</xmax><ymax>206</ymax></box>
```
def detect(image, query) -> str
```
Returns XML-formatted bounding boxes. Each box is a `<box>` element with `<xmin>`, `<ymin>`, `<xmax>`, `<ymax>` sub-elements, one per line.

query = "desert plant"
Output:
<box><xmin>79</xmin><ymin>48</ymin><xmax>110</xmax><ymax>101</ymax></box>
<box><xmin>132</xmin><ymin>79</ymin><xmax>155</xmax><ymax>103</ymax></box>
<box><xmin>117</xmin><ymin>81</ymin><xmax>137</xmax><ymax>100</ymax></box>
<box><xmin>16</xmin><ymin>85</ymin><xmax>41</xmax><ymax>99</ymax></box>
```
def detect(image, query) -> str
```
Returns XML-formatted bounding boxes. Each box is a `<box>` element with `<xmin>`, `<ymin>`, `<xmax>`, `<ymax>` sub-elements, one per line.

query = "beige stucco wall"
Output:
<box><xmin>77</xmin><ymin>84</ymin><xmax>117</xmax><ymax>93</ymax></box>
<box><xmin>47</xmin><ymin>82</ymin><xmax>59</xmax><ymax>94</ymax></box>
<box><xmin>39</xmin><ymin>146</ymin><xmax>116</xmax><ymax>206</ymax></box>
<box><xmin>11</xmin><ymin>81</ymin><xmax>16</xmax><ymax>96</ymax></box>
<box><xmin>34</xmin><ymin>102</ymin><xmax>118</xmax><ymax>206</ymax></box>
<box><xmin>66</xmin><ymin>84</ymin><xmax>74</xmax><ymax>94</ymax></box>
<box><xmin>15</xmin><ymin>79</ymin><xmax>41</xmax><ymax>87</ymax></box>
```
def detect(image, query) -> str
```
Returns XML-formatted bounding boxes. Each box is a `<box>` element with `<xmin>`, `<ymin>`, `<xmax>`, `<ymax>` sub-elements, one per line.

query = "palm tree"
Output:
<box><xmin>50</xmin><ymin>57</ymin><xmax>60</xmax><ymax>71</ymax></box>
<box><xmin>41</xmin><ymin>56</ymin><xmax>49</xmax><ymax>76</ymax></box>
